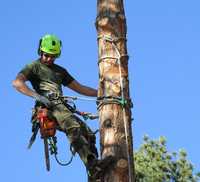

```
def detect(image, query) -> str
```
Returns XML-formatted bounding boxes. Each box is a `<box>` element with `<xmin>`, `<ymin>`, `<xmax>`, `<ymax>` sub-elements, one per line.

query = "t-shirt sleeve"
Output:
<box><xmin>62</xmin><ymin>69</ymin><xmax>75</xmax><ymax>86</ymax></box>
<box><xmin>18</xmin><ymin>62</ymin><xmax>36</xmax><ymax>80</ymax></box>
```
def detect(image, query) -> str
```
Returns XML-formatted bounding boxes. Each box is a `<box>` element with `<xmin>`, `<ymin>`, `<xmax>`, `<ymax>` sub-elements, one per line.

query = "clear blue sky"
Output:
<box><xmin>1</xmin><ymin>0</ymin><xmax>200</xmax><ymax>181</ymax></box>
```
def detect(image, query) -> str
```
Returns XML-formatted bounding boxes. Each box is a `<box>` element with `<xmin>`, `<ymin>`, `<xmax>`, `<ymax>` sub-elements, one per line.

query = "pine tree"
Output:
<box><xmin>135</xmin><ymin>136</ymin><xmax>200</xmax><ymax>182</ymax></box>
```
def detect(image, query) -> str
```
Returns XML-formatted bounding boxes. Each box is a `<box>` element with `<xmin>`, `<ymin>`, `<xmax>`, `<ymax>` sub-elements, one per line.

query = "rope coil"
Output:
<box><xmin>48</xmin><ymin>136</ymin><xmax>75</xmax><ymax>166</ymax></box>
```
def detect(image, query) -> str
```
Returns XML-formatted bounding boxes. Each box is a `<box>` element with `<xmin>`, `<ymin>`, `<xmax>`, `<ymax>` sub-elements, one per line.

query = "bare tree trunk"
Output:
<box><xmin>95</xmin><ymin>0</ymin><xmax>135</xmax><ymax>182</ymax></box>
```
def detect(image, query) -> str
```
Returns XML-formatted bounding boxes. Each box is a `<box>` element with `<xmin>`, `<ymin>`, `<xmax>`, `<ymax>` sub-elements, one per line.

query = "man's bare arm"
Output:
<box><xmin>12</xmin><ymin>74</ymin><xmax>52</xmax><ymax>107</ymax></box>
<box><xmin>67</xmin><ymin>80</ymin><xmax>97</xmax><ymax>97</ymax></box>
<box><xmin>12</xmin><ymin>74</ymin><xmax>36</xmax><ymax>97</ymax></box>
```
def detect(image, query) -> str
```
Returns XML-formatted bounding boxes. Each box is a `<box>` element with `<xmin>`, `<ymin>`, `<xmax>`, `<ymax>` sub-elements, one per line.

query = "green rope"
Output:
<box><xmin>97</xmin><ymin>96</ymin><xmax>133</xmax><ymax>110</ymax></box>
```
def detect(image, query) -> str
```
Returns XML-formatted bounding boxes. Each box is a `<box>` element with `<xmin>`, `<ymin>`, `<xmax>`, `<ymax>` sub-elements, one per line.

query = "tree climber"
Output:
<box><xmin>12</xmin><ymin>34</ymin><xmax>114</xmax><ymax>180</ymax></box>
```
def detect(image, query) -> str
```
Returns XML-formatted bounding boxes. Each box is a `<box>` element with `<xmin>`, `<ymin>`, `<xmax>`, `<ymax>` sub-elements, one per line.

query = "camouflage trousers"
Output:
<box><xmin>35</xmin><ymin>102</ymin><xmax>98</xmax><ymax>168</ymax></box>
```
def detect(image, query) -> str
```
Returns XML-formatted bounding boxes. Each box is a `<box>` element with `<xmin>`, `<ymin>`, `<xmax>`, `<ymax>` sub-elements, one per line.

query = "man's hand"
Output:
<box><xmin>33</xmin><ymin>93</ymin><xmax>52</xmax><ymax>108</ymax></box>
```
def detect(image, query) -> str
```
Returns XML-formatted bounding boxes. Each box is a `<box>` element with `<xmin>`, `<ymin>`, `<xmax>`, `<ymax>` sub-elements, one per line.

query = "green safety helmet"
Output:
<box><xmin>38</xmin><ymin>34</ymin><xmax>62</xmax><ymax>57</ymax></box>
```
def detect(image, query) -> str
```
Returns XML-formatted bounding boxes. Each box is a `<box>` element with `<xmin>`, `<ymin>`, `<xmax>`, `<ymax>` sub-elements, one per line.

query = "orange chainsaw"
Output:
<box><xmin>28</xmin><ymin>107</ymin><xmax>57</xmax><ymax>171</ymax></box>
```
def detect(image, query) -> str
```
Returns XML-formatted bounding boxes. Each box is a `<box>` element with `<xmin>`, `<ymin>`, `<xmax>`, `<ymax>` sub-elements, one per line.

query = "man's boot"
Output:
<box><xmin>87</xmin><ymin>155</ymin><xmax>116</xmax><ymax>181</ymax></box>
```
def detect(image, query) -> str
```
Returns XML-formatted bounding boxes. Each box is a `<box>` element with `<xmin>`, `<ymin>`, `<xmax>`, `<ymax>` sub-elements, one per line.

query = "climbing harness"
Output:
<box><xmin>27</xmin><ymin>97</ymin><xmax>98</xmax><ymax>171</ymax></box>
<box><xmin>97</xmin><ymin>34</ymin><xmax>133</xmax><ymax>182</ymax></box>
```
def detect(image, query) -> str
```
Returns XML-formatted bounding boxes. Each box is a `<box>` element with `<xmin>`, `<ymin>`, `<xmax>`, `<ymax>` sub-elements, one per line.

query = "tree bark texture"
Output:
<box><xmin>96</xmin><ymin>0</ymin><xmax>135</xmax><ymax>182</ymax></box>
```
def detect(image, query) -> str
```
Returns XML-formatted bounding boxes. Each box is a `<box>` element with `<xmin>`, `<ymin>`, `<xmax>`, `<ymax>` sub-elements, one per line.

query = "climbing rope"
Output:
<box><xmin>97</xmin><ymin>96</ymin><xmax>133</xmax><ymax>110</ymax></box>
<box><xmin>56</xmin><ymin>94</ymin><xmax>133</xmax><ymax>116</ymax></box>
<box><xmin>61</xmin><ymin>95</ymin><xmax>97</xmax><ymax>102</ymax></box>
<box><xmin>54</xmin><ymin>154</ymin><xmax>74</xmax><ymax>166</ymax></box>
<box><xmin>98</xmin><ymin>34</ymin><xmax>133</xmax><ymax>182</ymax></box>
<box><xmin>48</xmin><ymin>136</ymin><xmax>75</xmax><ymax>166</ymax></box>
<box><xmin>97</xmin><ymin>35</ymin><xmax>128</xmax><ymax>65</ymax></box>
<box><xmin>60</xmin><ymin>96</ymin><xmax>99</xmax><ymax>121</ymax></box>
<box><xmin>47</xmin><ymin>95</ymin><xmax>99</xmax><ymax>121</ymax></box>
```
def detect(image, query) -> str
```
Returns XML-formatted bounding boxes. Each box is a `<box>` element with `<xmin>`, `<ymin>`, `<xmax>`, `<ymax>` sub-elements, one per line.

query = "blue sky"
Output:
<box><xmin>1</xmin><ymin>0</ymin><xmax>200</xmax><ymax>181</ymax></box>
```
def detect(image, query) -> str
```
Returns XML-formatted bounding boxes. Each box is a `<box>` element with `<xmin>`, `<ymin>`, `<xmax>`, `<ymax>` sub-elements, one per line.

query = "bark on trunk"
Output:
<box><xmin>95</xmin><ymin>0</ymin><xmax>135</xmax><ymax>182</ymax></box>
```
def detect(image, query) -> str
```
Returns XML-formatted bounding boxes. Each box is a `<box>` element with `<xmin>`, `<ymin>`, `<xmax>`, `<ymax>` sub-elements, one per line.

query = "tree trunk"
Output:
<box><xmin>95</xmin><ymin>0</ymin><xmax>135</xmax><ymax>182</ymax></box>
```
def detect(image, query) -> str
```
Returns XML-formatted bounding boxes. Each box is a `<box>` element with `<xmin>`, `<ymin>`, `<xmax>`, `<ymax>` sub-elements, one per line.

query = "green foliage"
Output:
<box><xmin>134</xmin><ymin>135</ymin><xmax>200</xmax><ymax>182</ymax></box>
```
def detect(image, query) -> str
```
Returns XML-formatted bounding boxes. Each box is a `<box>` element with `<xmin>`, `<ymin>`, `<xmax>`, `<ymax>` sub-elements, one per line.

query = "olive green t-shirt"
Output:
<box><xmin>19</xmin><ymin>60</ymin><xmax>74</xmax><ymax>95</ymax></box>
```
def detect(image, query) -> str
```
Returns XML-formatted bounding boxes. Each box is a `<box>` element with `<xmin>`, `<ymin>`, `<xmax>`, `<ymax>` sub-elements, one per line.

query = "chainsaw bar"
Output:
<box><xmin>44</xmin><ymin>138</ymin><xmax>50</xmax><ymax>171</ymax></box>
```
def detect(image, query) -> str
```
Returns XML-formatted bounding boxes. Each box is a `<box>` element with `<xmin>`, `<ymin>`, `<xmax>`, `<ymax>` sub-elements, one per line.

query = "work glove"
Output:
<box><xmin>33</xmin><ymin>93</ymin><xmax>53</xmax><ymax>108</ymax></box>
